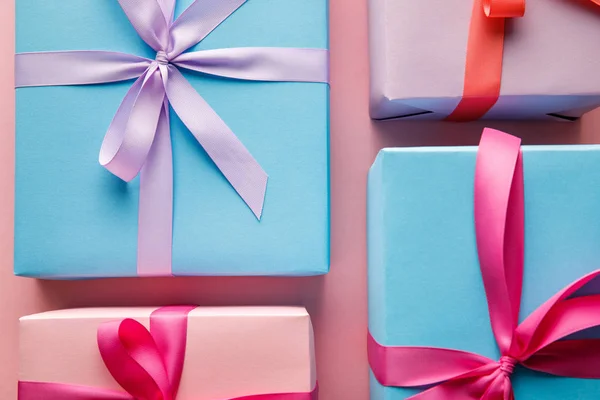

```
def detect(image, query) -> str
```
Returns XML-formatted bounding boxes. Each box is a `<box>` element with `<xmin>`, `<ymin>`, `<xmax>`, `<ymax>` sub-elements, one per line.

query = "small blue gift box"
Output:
<box><xmin>15</xmin><ymin>0</ymin><xmax>329</xmax><ymax>278</ymax></box>
<box><xmin>368</xmin><ymin>144</ymin><xmax>600</xmax><ymax>399</ymax></box>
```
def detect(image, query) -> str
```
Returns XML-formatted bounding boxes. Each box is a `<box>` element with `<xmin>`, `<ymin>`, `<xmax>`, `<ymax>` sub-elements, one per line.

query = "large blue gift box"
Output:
<box><xmin>15</xmin><ymin>0</ymin><xmax>329</xmax><ymax>278</ymax></box>
<box><xmin>368</xmin><ymin>144</ymin><xmax>600</xmax><ymax>399</ymax></box>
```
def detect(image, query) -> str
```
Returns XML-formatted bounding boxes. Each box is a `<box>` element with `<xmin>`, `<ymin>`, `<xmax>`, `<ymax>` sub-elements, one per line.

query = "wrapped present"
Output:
<box><xmin>368</xmin><ymin>0</ymin><xmax>600</xmax><ymax>121</ymax></box>
<box><xmin>18</xmin><ymin>306</ymin><xmax>317</xmax><ymax>399</ymax></box>
<box><xmin>367</xmin><ymin>129</ymin><xmax>600</xmax><ymax>399</ymax></box>
<box><xmin>14</xmin><ymin>0</ymin><xmax>329</xmax><ymax>278</ymax></box>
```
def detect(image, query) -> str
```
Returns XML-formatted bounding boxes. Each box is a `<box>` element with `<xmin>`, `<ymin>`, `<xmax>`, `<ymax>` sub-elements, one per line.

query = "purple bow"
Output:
<box><xmin>15</xmin><ymin>0</ymin><xmax>329</xmax><ymax>276</ymax></box>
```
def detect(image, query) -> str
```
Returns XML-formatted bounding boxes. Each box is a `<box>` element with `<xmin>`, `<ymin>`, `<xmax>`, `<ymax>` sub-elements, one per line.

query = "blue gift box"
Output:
<box><xmin>368</xmin><ymin>145</ymin><xmax>600</xmax><ymax>399</ymax></box>
<box><xmin>15</xmin><ymin>0</ymin><xmax>329</xmax><ymax>278</ymax></box>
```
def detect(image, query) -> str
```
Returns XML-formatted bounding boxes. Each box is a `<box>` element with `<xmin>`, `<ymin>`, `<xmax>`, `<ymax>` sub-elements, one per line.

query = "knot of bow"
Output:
<box><xmin>368</xmin><ymin>129</ymin><xmax>600</xmax><ymax>400</ymax></box>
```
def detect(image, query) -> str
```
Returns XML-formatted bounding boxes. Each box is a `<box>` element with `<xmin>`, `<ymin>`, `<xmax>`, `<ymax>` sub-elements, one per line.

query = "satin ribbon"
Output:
<box><xmin>18</xmin><ymin>306</ymin><xmax>318</xmax><ymax>400</ymax></box>
<box><xmin>368</xmin><ymin>128</ymin><xmax>600</xmax><ymax>399</ymax></box>
<box><xmin>15</xmin><ymin>0</ymin><xmax>329</xmax><ymax>276</ymax></box>
<box><xmin>446</xmin><ymin>0</ymin><xmax>599</xmax><ymax>121</ymax></box>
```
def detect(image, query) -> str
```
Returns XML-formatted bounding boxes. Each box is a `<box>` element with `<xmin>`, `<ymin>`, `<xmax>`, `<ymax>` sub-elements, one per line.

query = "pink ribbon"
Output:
<box><xmin>368</xmin><ymin>128</ymin><xmax>600</xmax><ymax>399</ymax></box>
<box><xmin>15</xmin><ymin>0</ymin><xmax>329</xmax><ymax>276</ymax></box>
<box><xmin>18</xmin><ymin>306</ymin><xmax>318</xmax><ymax>400</ymax></box>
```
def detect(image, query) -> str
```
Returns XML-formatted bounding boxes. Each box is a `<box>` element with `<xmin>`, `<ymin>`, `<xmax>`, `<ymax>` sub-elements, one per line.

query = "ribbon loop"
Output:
<box><xmin>514</xmin><ymin>270</ymin><xmax>600</xmax><ymax>357</ymax></box>
<box><xmin>96</xmin><ymin>307</ymin><xmax>195</xmax><ymax>400</ymax></box>
<box><xmin>99</xmin><ymin>68</ymin><xmax>166</xmax><ymax>182</ymax></box>
<box><xmin>156</xmin><ymin>0</ymin><xmax>177</xmax><ymax>23</ymax></box>
<box><xmin>475</xmin><ymin>129</ymin><xmax>523</xmax><ymax>353</ymax></box>
<box><xmin>117</xmin><ymin>0</ymin><xmax>170</xmax><ymax>51</ymax></box>
<box><xmin>97</xmin><ymin>318</ymin><xmax>173</xmax><ymax>400</ymax></box>
<box><xmin>483</xmin><ymin>0</ymin><xmax>526</xmax><ymax>18</ymax></box>
<box><xmin>168</xmin><ymin>0</ymin><xmax>247</xmax><ymax>58</ymax></box>
<box><xmin>523</xmin><ymin>339</ymin><xmax>600</xmax><ymax>378</ymax></box>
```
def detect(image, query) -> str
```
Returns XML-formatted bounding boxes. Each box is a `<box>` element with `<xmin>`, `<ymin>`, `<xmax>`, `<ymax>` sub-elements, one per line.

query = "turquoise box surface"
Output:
<box><xmin>368</xmin><ymin>145</ymin><xmax>600</xmax><ymax>399</ymax></box>
<box><xmin>15</xmin><ymin>0</ymin><xmax>329</xmax><ymax>278</ymax></box>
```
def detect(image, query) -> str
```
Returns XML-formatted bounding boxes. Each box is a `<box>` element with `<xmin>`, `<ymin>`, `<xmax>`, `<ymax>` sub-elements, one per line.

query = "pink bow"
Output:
<box><xmin>19</xmin><ymin>306</ymin><xmax>318</xmax><ymax>400</ymax></box>
<box><xmin>368</xmin><ymin>128</ymin><xmax>600</xmax><ymax>399</ymax></box>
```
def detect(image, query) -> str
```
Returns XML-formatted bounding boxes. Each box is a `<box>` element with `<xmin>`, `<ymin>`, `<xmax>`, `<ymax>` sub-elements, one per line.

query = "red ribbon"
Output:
<box><xmin>19</xmin><ymin>306</ymin><xmax>318</xmax><ymax>400</ymax></box>
<box><xmin>446</xmin><ymin>0</ymin><xmax>599</xmax><ymax>121</ymax></box>
<box><xmin>368</xmin><ymin>128</ymin><xmax>600</xmax><ymax>399</ymax></box>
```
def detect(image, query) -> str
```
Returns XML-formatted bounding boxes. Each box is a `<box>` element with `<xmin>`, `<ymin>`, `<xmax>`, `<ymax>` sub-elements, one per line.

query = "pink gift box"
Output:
<box><xmin>368</xmin><ymin>0</ymin><xmax>600</xmax><ymax>121</ymax></box>
<box><xmin>19</xmin><ymin>306</ymin><xmax>317</xmax><ymax>399</ymax></box>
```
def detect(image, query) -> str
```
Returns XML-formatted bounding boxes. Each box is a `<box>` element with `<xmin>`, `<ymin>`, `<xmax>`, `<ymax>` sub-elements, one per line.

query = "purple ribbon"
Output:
<box><xmin>15</xmin><ymin>0</ymin><xmax>329</xmax><ymax>276</ymax></box>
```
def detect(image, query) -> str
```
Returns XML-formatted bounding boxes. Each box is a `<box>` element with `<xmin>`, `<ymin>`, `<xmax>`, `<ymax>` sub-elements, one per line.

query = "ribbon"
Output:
<box><xmin>368</xmin><ymin>128</ymin><xmax>600</xmax><ymax>399</ymax></box>
<box><xmin>15</xmin><ymin>0</ymin><xmax>329</xmax><ymax>276</ymax></box>
<box><xmin>446</xmin><ymin>0</ymin><xmax>599</xmax><ymax>121</ymax></box>
<box><xmin>18</xmin><ymin>306</ymin><xmax>318</xmax><ymax>400</ymax></box>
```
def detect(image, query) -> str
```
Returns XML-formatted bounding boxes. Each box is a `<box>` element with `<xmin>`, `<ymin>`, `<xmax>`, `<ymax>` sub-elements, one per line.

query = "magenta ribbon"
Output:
<box><xmin>368</xmin><ymin>128</ymin><xmax>600</xmax><ymax>399</ymax></box>
<box><xmin>15</xmin><ymin>0</ymin><xmax>329</xmax><ymax>276</ymax></box>
<box><xmin>18</xmin><ymin>305</ymin><xmax>318</xmax><ymax>400</ymax></box>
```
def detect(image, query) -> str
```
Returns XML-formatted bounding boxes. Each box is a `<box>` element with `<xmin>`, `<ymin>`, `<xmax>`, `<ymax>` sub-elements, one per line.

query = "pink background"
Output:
<box><xmin>2</xmin><ymin>0</ymin><xmax>600</xmax><ymax>399</ymax></box>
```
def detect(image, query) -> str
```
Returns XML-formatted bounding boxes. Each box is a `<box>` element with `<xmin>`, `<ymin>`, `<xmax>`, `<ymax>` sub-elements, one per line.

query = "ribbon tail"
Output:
<box><xmin>15</xmin><ymin>51</ymin><xmax>150</xmax><ymax>87</ymax></box>
<box><xmin>172</xmin><ymin>48</ymin><xmax>329</xmax><ymax>83</ymax></box>
<box><xmin>165</xmin><ymin>66</ymin><xmax>267</xmax><ymax>219</ymax></box>
<box><xmin>368</xmin><ymin>333</ymin><xmax>493</xmax><ymax>387</ymax></box>
<box><xmin>137</xmin><ymin>101</ymin><xmax>174</xmax><ymax>276</ymax></box>
<box><xmin>168</xmin><ymin>0</ymin><xmax>247</xmax><ymax>57</ymax></box>
<box><xmin>18</xmin><ymin>381</ymin><xmax>134</xmax><ymax>400</ymax></box>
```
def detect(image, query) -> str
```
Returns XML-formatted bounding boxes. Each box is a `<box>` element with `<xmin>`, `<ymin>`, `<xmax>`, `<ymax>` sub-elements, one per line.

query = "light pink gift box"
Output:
<box><xmin>368</xmin><ymin>0</ymin><xmax>600</xmax><ymax>121</ymax></box>
<box><xmin>19</xmin><ymin>306</ymin><xmax>316</xmax><ymax>399</ymax></box>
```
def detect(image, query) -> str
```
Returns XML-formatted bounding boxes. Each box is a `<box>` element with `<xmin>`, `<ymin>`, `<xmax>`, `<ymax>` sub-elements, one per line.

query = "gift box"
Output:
<box><xmin>367</xmin><ymin>129</ymin><xmax>600</xmax><ymax>399</ymax></box>
<box><xmin>368</xmin><ymin>0</ymin><xmax>600</xmax><ymax>121</ymax></box>
<box><xmin>15</xmin><ymin>0</ymin><xmax>329</xmax><ymax>278</ymax></box>
<box><xmin>18</xmin><ymin>306</ymin><xmax>317</xmax><ymax>399</ymax></box>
